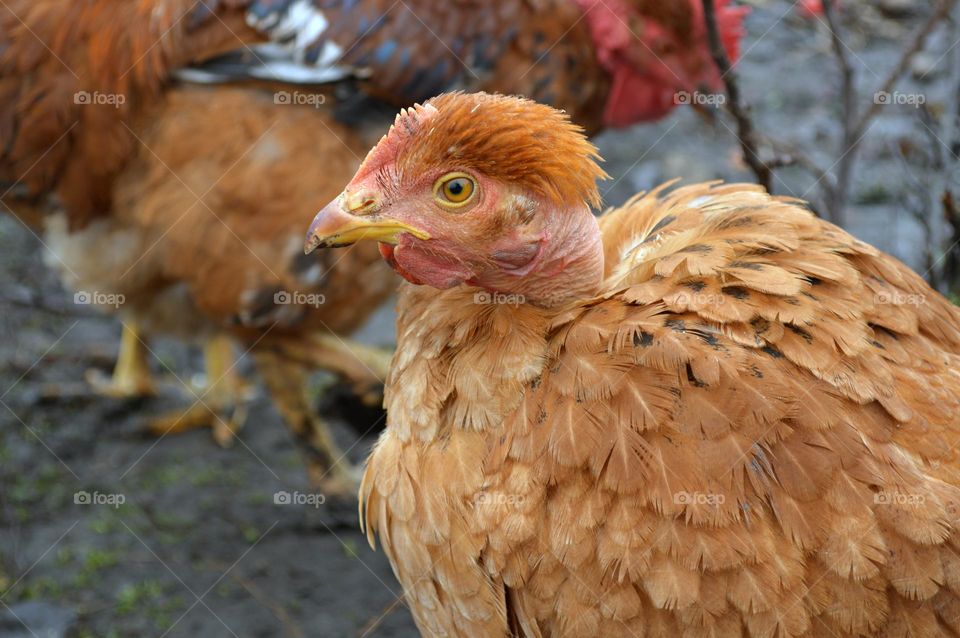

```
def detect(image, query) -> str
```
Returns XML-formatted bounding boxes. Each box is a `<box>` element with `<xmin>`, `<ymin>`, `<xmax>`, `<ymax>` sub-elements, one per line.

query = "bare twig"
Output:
<box><xmin>700</xmin><ymin>0</ymin><xmax>773</xmax><ymax>192</ymax></box>
<box><xmin>936</xmin><ymin>5</ymin><xmax>960</xmax><ymax>294</ymax></box>
<box><xmin>763</xmin><ymin>138</ymin><xmax>833</xmax><ymax>184</ymax></box>
<box><xmin>943</xmin><ymin>191</ymin><xmax>960</xmax><ymax>294</ymax></box>
<box><xmin>851</xmin><ymin>0</ymin><xmax>957</xmax><ymax>142</ymax></box>
<box><xmin>825</xmin><ymin>0</ymin><xmax>955</xmax><ymax>220</ymax></box>
<box><xmin>820</xmin><ymin>0</ymin><xmax>856</xmax><ymax>225</ymax></box>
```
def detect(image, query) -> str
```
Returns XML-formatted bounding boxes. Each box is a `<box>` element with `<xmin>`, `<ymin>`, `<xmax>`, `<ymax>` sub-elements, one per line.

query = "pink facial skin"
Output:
<box><xmin>350</xmin><ymin>169</ymin><xmax>547</xmax><ymax>291</ymax></box>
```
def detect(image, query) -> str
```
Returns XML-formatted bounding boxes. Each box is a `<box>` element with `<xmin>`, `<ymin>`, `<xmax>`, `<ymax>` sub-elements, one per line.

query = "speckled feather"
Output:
<box><xmin>362</xmin><ymin>183</ymin><xmax>960</xmax><ymax>634</ymax></box>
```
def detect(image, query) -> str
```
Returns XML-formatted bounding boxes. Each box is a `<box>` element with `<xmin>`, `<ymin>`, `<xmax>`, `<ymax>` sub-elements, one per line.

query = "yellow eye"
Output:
<box><xmin>434</xmin><ymin>173</ymin><xmax>476</xmax><ymax>207</ymax></box>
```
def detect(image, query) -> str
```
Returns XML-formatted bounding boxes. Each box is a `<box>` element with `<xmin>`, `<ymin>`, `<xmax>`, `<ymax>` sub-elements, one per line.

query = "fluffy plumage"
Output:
<box><xmin>304</xmin><ymin>93</ymin><xmax>960</xmax><ymax>636</ymax></box>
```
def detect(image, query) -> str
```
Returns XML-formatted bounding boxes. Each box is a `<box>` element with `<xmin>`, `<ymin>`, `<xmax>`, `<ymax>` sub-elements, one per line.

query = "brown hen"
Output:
<box><xmin>0</xmin><ymin>0</ymin><xmax>745</xmax><ymax>489</ymax></box>
<box><xmin>1</xmin><ymin>0</ymin><xmax>391</xmax><ymax>490</ymax></box>
<box><xmin>306</xmin><ymin>93</ymin><xmax>960</xmax><ymax>636</ymax></box>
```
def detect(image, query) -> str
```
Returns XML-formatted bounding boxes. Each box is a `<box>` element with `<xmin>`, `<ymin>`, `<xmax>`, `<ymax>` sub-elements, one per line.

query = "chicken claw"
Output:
<box><xmin>148</xmin><ymin>335</ymin><xmax>252</xmax><ymax>447</ymax></box>
<box><xmin>84</xmin><ymin>322</ymin><xmax>156</xmax><ymax>399</ymax></box>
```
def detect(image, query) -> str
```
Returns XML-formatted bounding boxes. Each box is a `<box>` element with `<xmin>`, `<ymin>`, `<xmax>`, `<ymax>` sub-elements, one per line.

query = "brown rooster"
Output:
<box><xmin>306</xmin><ymin>93</ymin><xmax>960</xmax><ymax>636</ymax></box>
<box><xmin>0</xmin><ymin>0</ymin><xmax>745</xmax><ymax>490</ymax></box>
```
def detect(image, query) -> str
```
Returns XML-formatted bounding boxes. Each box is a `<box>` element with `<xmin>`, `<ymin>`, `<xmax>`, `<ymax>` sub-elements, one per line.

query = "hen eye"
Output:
<box><xmin>434</xmin><ymin>173</ymin><xmax>477</xmax><ymax>208</ymax></box>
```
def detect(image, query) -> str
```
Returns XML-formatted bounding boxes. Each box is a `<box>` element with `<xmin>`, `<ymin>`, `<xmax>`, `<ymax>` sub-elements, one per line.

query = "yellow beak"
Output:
<box><xmin>303</xmin><ymin>197</ymin><xmax>430</xmax><ymax>254</ymax></box>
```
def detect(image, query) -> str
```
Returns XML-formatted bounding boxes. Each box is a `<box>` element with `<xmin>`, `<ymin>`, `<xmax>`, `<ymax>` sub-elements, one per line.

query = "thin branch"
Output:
<box><xmin>937</xmin><ymin>5</ymin><xmax>960</xmax><ymax>294</ymax></box>
<box><xmin>764</xmin><ymin>137</ymin><xmax>833</xmax><ymax>183</ymax></box>
<box><xmin>820</xmin><ymin>0</ymin><xmax>856</xmax><ymax>225</ymax></box>
<box><xmin>851</xmin><ymin>0</ymin><xmax>958</xmax><ymax>143</ymax></box>
<box><xmin>700</xmin><ymin>0</ymin><xmax>772</xmax><ymax>192</ymax></box>
<box><xmin>817</xmin><ymin>0</ymin><xmax>955</xmax><ymax>225</ymax></box>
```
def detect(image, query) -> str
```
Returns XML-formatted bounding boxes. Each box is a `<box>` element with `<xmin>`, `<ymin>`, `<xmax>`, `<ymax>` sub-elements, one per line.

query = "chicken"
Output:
<box><xmin>238</xmin><ymin>0</ymin><xmax>748</xmax><ymax>130</ymax></box>
<box><xmin>0</xmin><ymin>0</ymin><xmax>745</xmax><ymax>490</ymax></box>
<box><xmin>305</xmin><ymin>93</ymin><xmax>960</xmax><ymax>636</ymax></box>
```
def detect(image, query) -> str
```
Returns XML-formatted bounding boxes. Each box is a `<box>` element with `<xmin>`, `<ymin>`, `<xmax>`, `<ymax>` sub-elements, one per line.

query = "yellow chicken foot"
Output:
<box><xmin>85</xmin><ymin>322</ymin><xmax>156</xmax><ymax>398</ymax></box>
<box><xmin>148</xmin><ymin>335</ymin><xmax>251</xmax><ymax>447</ymax></box>
<box><xmin>253</xmin><ymin>350</ymin><xmax>360</xmax><ymax>498</ymax></box>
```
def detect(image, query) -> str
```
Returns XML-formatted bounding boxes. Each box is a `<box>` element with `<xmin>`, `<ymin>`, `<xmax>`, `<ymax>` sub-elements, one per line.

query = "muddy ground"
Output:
<box><xmin>1</xmin><ymin>1</ymin><xmax>957</xmax><ymax>636</ymax></box>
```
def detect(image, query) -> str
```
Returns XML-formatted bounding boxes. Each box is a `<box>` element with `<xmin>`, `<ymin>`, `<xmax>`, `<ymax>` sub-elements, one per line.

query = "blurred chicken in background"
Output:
<box><xmin>0</xmin><ymin>0</ymin><xmax>745</xmax><ymax>493</ymax></box>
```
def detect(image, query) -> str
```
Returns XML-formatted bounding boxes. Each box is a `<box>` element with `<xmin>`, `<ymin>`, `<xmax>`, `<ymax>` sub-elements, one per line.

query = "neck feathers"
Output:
<box><xmin>389</xmin><ymin>284</ymin><xmax>554</xmax><ymax>441</ymax></box>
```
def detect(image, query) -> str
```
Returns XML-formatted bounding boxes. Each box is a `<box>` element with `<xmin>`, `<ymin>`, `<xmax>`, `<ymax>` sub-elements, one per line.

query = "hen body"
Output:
<box><xmin>44</xmin><ymin>86</ymin><xmax>385</xmax><ymax>342</ymax></box>
<box><xmin>303</xmin><ymin>95</ymin><xmax>960</xmax><ymax>636</ymax></box>
<box><xmin>0</xmin><ymin>0</ymin><xmax>744</xmax><ymax>478</ymax></box>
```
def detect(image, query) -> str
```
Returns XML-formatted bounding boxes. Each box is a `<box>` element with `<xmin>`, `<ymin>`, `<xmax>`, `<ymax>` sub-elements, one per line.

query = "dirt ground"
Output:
<box><xmin>1</xmin><ymin>1</ymin><xmax>956</xmax><ymax>636</ymax></box>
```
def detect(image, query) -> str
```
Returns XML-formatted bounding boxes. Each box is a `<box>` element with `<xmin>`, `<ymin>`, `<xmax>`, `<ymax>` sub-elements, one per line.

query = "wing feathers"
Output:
<box><xmin>368</xmin><ymin>182</ymin><xmax>960</xmax><ymax>635</ymax></box>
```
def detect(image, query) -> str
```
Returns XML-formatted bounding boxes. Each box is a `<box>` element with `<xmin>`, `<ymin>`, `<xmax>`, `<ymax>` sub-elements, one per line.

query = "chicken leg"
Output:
<box><xmin>252</xmin><ymin>348</ymin><xmax>361</xmax><ymax>498</ymax></box>
<box><xmin>85</xmin><ymin>322</ymin><xmax>156</xmax><ymax>398</ymax></box>
<box><xmin>148</xmin><ymin>335</ymin><xmax>252</xmax><ymax>447</ymax></box>
<box><xmin>272</xmin><ymin>332</ymin><xmax>392</xmax><ymax>408</ymax></box>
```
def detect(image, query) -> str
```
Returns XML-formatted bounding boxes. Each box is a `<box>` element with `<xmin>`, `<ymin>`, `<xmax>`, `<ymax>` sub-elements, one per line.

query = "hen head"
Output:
<box><xmin>305</xmin><ymin>92</ymin><xmax>608</xmax><ymax>305</ymax></box>
<box><xmin>576</xmin><ymin>0</ymin><xmax>749</xmax><ymax>126</ymax></box>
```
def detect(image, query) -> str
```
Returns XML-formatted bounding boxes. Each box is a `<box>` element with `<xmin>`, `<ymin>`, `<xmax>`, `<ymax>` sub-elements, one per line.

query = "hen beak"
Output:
<box><xmin>303</xmin><ymin>196</ymin><xmax>430</xmax><ymax>254</ymax></box>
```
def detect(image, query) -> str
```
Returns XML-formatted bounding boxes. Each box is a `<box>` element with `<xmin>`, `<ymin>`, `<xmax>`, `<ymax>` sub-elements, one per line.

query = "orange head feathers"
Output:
<box><xmin>305</xmin><ymin>92</ymin><xmax>608</xmax><ymax>306</ymax></box>
<box><xmin>355</xmin><ymin>92</ymin><xmax>608</xmax><ymax>210</ymax></box>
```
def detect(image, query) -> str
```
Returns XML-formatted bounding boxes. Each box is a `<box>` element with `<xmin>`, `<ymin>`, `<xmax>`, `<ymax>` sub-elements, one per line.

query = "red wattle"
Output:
<box><xmin>379</xmin><ymin>242</ymin><xmax>425</xmax><ymax>285</ymax></box>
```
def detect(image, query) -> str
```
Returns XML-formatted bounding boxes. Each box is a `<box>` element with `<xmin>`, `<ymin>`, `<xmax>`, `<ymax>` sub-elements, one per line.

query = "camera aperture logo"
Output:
<box><xmin>74</xmin><ymin>290</ymin><xmax>125</xmax><ymax>308</ymax></box>
<box><xmin>473</xmin><ymin>291</ymin><xmax>525</xmax><ymax>306</ymax></box>
<box><xmin>875</xmin><ymin>491</ymin><xmax>925</xmax><ymax>506</ymax></box>
<box><xmin>674</xmin><ymin>491</ymin><xmax>725</xmax><ymax>506</ymax></box>
<box><xmin>671</xmin><ymin>291</ymin><xmax>725</xmax><ymax>307</ymax></box>
<box><xmin>874</xmin><ymin>290</ymin><xmax>926</xmax><ymax>307</ymax></box>
<box><xmin>274</xmin><ymin>291</ymin><xmax>326</xmax><ymax>308</ymax></box>
<box><xmin>274</xmin><ymin>490</ymin><xmax>326</xmax><ymax>508</ymax></box>
<box><xmin>274</xmin><ymin>91</ymin><xmax>326</xmax><ymax>109</ymax></box>
<box><xmin>674</xmin><ymin>91</ymin><xmax>726</xmax><ymax>106</ymax></box>
<box><xmin>873</xmin><ymin>91</ymin><xmax>925</xmax><ymax>108</ymax></box>
<box><xmin>74</xmin><ymin>490</ymin><xmax>126</xmax><ymax>508</ymax></box>
<box><xmin>473</xmin><ymin>492</ymin><xmax>526</xmax><ymax>508</ymax></box>
<box><xmin>74</xmin><ymin>91</ymin><xmax>126</xmax><ymax>108</ymax></box>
